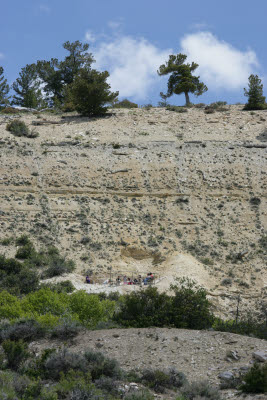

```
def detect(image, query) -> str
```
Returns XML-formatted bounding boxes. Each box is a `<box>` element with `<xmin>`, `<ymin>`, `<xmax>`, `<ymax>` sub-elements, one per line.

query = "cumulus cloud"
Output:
<box><xmin>85</xmin><ymin>30</ymin><xmax>96</xmax><ymax>43</ymax></box>
<box><xmin>84</xmin><ymin>28</ymin><xmax>260</xmax><ymax>100</ymax></box>
<box><xmin>94</xmin><ymin>36</ymin><xmax>171</xmax><ymax>99</ymax></box>
<box><xmin>181</xmin><ymin>31</ymin><xmax>259</xmax><ymax>90</ymax></box>
<box><xmin>108</xmin><ymin>20</ymin><xmax>123</xmax><ymax>31</ymax></box>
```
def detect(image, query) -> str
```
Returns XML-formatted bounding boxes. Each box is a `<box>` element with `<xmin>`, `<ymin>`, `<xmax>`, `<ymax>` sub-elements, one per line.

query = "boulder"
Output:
<box><xmin>219</xmin><ymin>371</ymin><xmax>234</xmax><ymax>380</ymax></box>
<box><xmin>252</xmin><ymin>350</ymin><xmax>267</xmax><ymax>362</ymax></box>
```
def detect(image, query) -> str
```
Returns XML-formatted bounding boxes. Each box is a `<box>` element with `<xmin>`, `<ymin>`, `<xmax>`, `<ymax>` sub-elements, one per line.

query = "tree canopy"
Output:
<box><xmin>0</xmin><ymin>66</ymin><xmax>10</xmax><ymax>107</ymax></box>
<box><xmin>158</xmin><ymin>54</ymin><xmax>207</xmax><ymax>106</ymax></box>
<box><xmin>244</xmin><ymin>74</ymin><xmax>266</xmax><ymax>110</ymax></box>
<box><xmin>36</xmin><ymin>40</ymin><xmax>94</xmax><ymax>106</ymax></box>
<box><xmin>12</xmin><ymin>64</ymin><xmax>45</xmax><ymax>109</ymax></box>
<box><xmin>67</xmin><ymin>68</ymin><xmax>118</xmax><ymax>116</ymax></box>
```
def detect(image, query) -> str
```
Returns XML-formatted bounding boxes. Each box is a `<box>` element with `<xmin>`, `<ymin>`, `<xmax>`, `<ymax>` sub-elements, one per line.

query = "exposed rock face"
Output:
<box><xmin>0</xmin><ymin>106</ymin><xmax>266</xmax><ymax>317</ymax></box>
<box><xmin>121</xmin><ymin>246</ymin><xmax>162</xmax><ymax>264</ymax></box>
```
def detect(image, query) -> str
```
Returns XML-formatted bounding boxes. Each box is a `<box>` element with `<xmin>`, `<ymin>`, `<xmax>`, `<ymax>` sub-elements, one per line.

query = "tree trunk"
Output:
<box><xmin>185</xmin><ymin>92</ymin><xmax>190</xmax><ymax>106</ymax></box>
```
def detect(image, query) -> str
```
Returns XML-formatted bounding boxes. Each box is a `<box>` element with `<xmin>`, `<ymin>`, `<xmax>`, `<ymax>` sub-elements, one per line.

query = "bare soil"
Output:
<box><xmin>31</xmin><ymin>327</ymin><xmax>267</xmax><ymax>400</ymax></box>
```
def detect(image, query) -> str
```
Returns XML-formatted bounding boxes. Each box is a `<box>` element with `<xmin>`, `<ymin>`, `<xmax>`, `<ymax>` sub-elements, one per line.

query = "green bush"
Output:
<box><xmin>0</xmin><ymin>285</ymin><xmax>116</xmax><ymax>330</ymax></box>
<box><xmin>42</xmin><ymin>280</ymin><xmax>75</xmax><ymax>293</ymax></box>
<box><xmin>141</xmin><ymin>368</ymin><xmax>187</xmax><ymax>393</ymax></box>
<box><xmin>221</xmin><ymin>278</ymin><xmax>232</xmax><ymax>286</ymax></box>
<box><xmin>21</xmin><ymin>288</ymin><xmax>69</xmax><ymax>317</ymax></box>
<box><xmin>125</xmin><ymin>391</ymin><xmax>154</xmax><ymax>400</ymax></box>
<box><xmin>6</xmin><ymin>120</ymin><xmax>39</xmax><ymax>138</ymax></box>
<box><xmin>93</xmin><ymin>320</ymin><xmax>121</xmax><ymax>330</ymax></box>
<box><xmin>181</xmin><ymin>380</ymin><xmax>221</xmax><ymax>399</ymax></box>
<box><xmin>1</xmin><ymin>107</ymin><xmax>20</xmax><ymax>114</ymax></box>
<box><xmin>22</xmin><ymin>379</ymin><xmax>58</xmax><ymax>400</ymax></box>
<box><xmin>213</xmin><ymin>317</ymin><xmax>267</xmax><ymax>340</ymax></box>
<box><xmin>15</xmin><ymin>243</ymin><xmax>35</xmax><ymax>259</ymax></box>
<box><xmin>97</xmin><ymin>291</ymin><xmax>121</xmax><ymax>302</ymax></box>
<box><xmin>56</xmin><ymin>371</ymin><xmax>101</xmax><ymax>400</ymax></box>
<box><xmin>4</xmin><ymin>265</ymin><xmax>39</xmax><ymax>295</ymax></box>
<box><xmin>114</xmin><ymin>286</ymin><xmax>172</xmax><ymax>328</ymax></box>
<box><xmin>142</xmin><ymin>103</ymin><xmax>153</xmax><ymax>110</ymax></box>
<box><xmin>113</xmin><ymin>99</ymin><xmax>138</xmax><ymax>108</ymax></box>
<box><xmin>211</xmin><ymin>101</ymin><xmax>227</xmax><ymax>107</ymax></box>
<box><xmin>259</xmin><ymin>234</ymin><xmax>267</xmax><ymax>251</ymax></box>
<box><xmin>0</xmin><ymin>241</ymin><xmax>76</xmax><ymax>293</ymax></box>
<box><xmin>0</xmin><ymin>241</ymin><xmax>40</xmax><ymax>295</ymax></box>
<box><xmin>1</xmin><ymin>344</ymin><xmax>181</xmax><ymax>399</ymax></box>
<box><xmin>84</xmin><ymin>350</ymin><xmax>123</xmax><ymax>380</ymax></box>
<box><xmin>240</xmin><ymin>363</ymin><xmax>267</xmax><ymax>393</ymax></box>
<box><xmin>44</xmin><ymin>350</ymin><xmax>88</xmax><ymax>380</ymax></box>
<box><xmin>205</xmin><ymin>102</ymin><xmax>228</xmax><ymax>112</ymax></box>
<box><xmin>194</xmin><ymin>103</ymin><xmax>206</xmax><ymax>108</ymax></box>
<box><xmin>50</xmin><ymin>317</ymin><xmax>81</xmax><ymax>339</ymax></box>
<box><xmin>166</xmin><ymin>105</ymin><xmax>188</xmax><ymax>112</ymax></box>
<box><xmin>69</xmin><ymin>291</ymin><xmax>115</xmax><ymax>327</ymax></box>
<box><xmin>0</xmin><ymin>255</ymin><xmax>21</xmax><ymax>274</ymax></box>
<box><xmin>141</xmin><ymin>369</ymin><xmax>171</xmax><ymax>393</ymax></box>
<box><xmin>0</xmin><ymin>291</ymin><xmax>24</xmax><ymax>319</ymax></box>
<box><xmin>0</xmin><ymin>371</ymin><xmax>24</xmax><ymax>399</ymax></box>
<box><xmin>42</xmin><ymin>254</ymin><xmax>75</xmax><ymax>278</ymax></box>
<box><xmin>200</xmin><ymin>257</ymin><xmax>214</xmax><ymax>266</ymax></box>
<box><xmin>94</xmin><ymin>376</ymin><xmax>121</xmax><ymax>396</ymax></box>
<box><xmin>35</xmin><ymin>313</ymin><xmax>60</xmax><ymax>329</ymax></box>
<box><xmin>0</xmin><ymin>237</ymin><xmax>13</xmax><ymax>246</ymax></box>
<box><xmin>6</xmin><ymin>120</ymin><xmax>29</xmax><ymax>136</ymax></box>
<box><xmin>43</xmin><ymin>348</ymin><xmax>122</xmax><ymax>383</ymax></box>
<box><xmin>0</xmin><ymin>319</ymin><xmax>44</xmax><ymax>342</ymax></box>
<box><xmin>169</xmin><ymin>278</ymin><xmax>214</xmax><ymax>329</ymax></box>
<box><xmin>204</xmin><ymin>107</ymin><xmax>215</xmax><ymax>114</ymax></box>
<box><xmin>67</xmin><ymin>68</ymin><xmax>118</xmax><ymax>116</ymax></box>
<box><xmin>16</xmin><ymin>235</ymin><xmax>31</xmax><ymax>246</ymax></box>
<box><xmin>114</xmin><ymin>279</ymin><xmax>213</xmax><ymax>330</ymax></box>
<box><xmin>2</xmin><ymin>339</ymin><xmax>29</xmax><ymax>371</ymax></box>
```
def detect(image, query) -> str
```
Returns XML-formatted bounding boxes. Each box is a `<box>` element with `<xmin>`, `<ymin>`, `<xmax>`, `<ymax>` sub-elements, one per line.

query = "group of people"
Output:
<box><xmin>116</xmin><ymin>273</ymin><xmax>154</xmax><ymax>286</ymax></box>
<box><xmin>85</xmin><ymin>272</ymin><xmax>155</xmax><ymax>285</ymax></box>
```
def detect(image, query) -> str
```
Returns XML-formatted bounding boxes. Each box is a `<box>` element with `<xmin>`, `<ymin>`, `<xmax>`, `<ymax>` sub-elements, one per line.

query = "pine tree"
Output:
<box><xmin>0</xmin><ymin>66</ymin><xmax>10</xmax><ymax>107</ymax></box>
<box><xmin>244</xmin><ymin>74</ymin><xmax>266</xmax><ymax>110</ymax></box>
<box><xmin>67</xmin><ymin>68</ymin><xmax>118</xmax><ymax>116</ymax></box>
<box><xmin>158</xmin><ymin>54</ymin><xmax>207</xmax><ymax>106</ymax></box>
<box><xmin>36</xmin><ymin>58</ymin><xmax>63</xmax><ymax>106</ymax></box>
<box><xmin>37</xmin><ymin>41</ymin><xmax>94</xmax><ymax>106</ymax></box>
<box><xmin>60</xmin><ymin>41</ymin><xmax>94</xmax><ymax>85</ymax></box>
<box><xmin>12</xmin><ymin>64</ymin><xmax>45</xmax><ymax>109</ymax></box>
<box><xmin>158</xmin><ymin>92</ymin><xmax>169</xmax><ymax>107</ymax></box>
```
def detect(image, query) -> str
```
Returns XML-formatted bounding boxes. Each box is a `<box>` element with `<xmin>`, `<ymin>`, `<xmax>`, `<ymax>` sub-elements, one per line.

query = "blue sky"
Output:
<box><xmin>1</xmin><ymin>0</ymin><xmax>266</xmax><ymax>105</ymax></box>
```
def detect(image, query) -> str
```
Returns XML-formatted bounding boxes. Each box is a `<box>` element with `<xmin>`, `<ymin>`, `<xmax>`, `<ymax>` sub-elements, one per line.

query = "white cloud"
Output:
<box><xmin>85</xmin><ymin>30</ymin><xmax>96</xmax><ymax>43</ymax></box>
<box><xmin>181</xmin><ymin>31</ymin><xmax>259</xmax><ymax>90</ymax></box>
<box><xmin>108</xmin><ymin>20</ymin><xmax>123</xmax><ymax>30</ymax></box>
<box><xmin>94</xmin><ymin>36</ymin><xmax>171</xmax><ymax>99</ymax></box>
<box><xmin>84</xmin><ymin>28</ymin><xmax>260</xmax><ymax>101</ymax></box>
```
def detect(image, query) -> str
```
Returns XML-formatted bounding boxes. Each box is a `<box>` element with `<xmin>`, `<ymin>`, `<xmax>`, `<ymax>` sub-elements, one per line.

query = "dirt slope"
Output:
<box><xmin>31</xmin><ymin>327</ymin><xmax>267</xmax><ymax>400</ymax></box>
<box><xmin>0</xmin><ymin>105</ymin><xmax>266</xmax><ymax>316</ymax></box>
